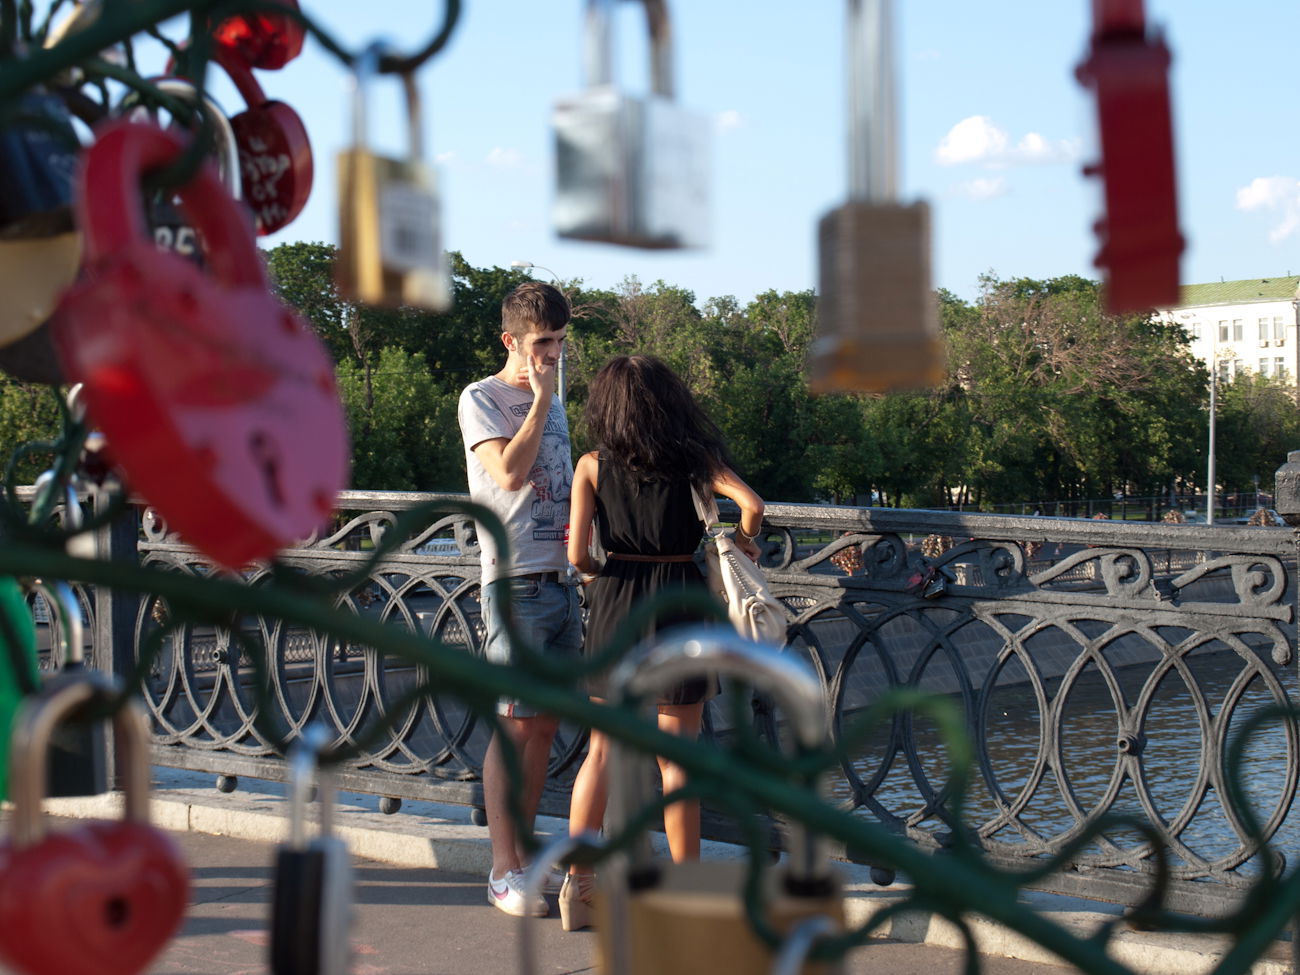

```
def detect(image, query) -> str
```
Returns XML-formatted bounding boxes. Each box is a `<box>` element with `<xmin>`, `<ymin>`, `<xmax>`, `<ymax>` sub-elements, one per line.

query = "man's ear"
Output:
<box><xmin>501</xmin><ymin>331</ymin><xmax>515</xmax><ymax>353</ymax></box>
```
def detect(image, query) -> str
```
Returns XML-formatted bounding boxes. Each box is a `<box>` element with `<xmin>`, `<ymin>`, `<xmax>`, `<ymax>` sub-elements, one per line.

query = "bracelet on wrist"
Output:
<box><xmin>734</xmin><ymin>525</ymin><xmax>758</xmax><ymax>543</ymax></box>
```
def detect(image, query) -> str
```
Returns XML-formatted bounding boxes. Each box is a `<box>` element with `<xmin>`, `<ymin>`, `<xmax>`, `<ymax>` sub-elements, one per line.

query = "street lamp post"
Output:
<box><xmin>510</xmin><ymin>260</ymin><xmax>566</xmax><ymax>403</ymax></box>
<box><xmin>1206</xmin><ymin>326</ymin><xmax>1217</xmax><ymax>526</ymax></box>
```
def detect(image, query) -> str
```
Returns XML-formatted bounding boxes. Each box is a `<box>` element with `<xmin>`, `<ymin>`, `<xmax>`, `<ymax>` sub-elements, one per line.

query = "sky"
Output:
<box><xmin>165</xmin><ymin>1</ymin><xmax>1300</xmax><ymax>308</ymax></box>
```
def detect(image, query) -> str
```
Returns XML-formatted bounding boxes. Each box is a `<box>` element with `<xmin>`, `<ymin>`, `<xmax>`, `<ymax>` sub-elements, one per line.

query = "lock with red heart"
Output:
<box><xmin>0</xmin><ymin>675</ymin><xmax>189</xmax><ymax>975</ymax></box>
<box><xmin>212</xmin><ymin>0</ymin><xmax>305</xmax><ymax>70</ymax></box>
<box><xmin>212</xmin><ymin>47</ymin><xmax>313</xmax><ymax>235</ymax></box>
<box><xmin>49</xmin><ymin>118</ymin><xmax>349</xmax><ymax>570</ymax></box>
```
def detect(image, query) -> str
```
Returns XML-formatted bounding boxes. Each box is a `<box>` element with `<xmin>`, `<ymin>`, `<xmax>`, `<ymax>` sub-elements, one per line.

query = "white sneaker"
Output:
<box><xmin>487</xmin><ymin>869</ymin><xmax>548</xmax><ymax>917</ymax></box>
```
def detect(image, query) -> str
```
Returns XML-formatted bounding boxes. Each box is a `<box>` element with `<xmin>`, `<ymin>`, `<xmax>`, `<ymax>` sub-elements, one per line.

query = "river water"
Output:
<box><xmin>826</xmin><ymin>647</ymin><xmax>1296</xmax><ymax>876</ymax></box>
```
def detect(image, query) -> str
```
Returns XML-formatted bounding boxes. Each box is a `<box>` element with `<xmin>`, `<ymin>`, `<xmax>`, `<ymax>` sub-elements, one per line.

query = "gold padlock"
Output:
<box><xmin>336</xmin><ymin>43</ymin><xmax>451</xmax><ymax>311</ymax></box>
<box><xmin>596</xmin><ymin>627</ymin><xmax>845</xmax><ymax>974</ymax></box>
<box><xmin>809</xmin><ymin>0</ymin><xmax>943</xmax><ymax>395</ymax></box>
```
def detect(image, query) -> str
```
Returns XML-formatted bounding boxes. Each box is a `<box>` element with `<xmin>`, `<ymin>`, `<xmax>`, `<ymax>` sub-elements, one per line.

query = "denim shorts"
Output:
<box><xmin>481</xmin><ymin>574</ymin><xmax>583</xmax><ymax>718</ymax></box>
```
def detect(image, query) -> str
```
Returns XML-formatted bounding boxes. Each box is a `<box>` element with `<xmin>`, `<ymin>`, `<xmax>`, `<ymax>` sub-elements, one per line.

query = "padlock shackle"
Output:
<box><xmin>607</xmin><ymin>626</ymin><xmax>832</xmax><ymax>884</ymax></box>
<box><xmin>30</xmin><ymin>469</ymin><xmax>82</xmax><ymax>532</ymax></box>
<box><xmin>584</xmin><ymin>0</ymin><xmax>674</xmax><ymax>99</ymax></box>
<box><xmin>212</xmin><ymin>44</ymin><xmax>271</xmax><ymax>111</ymax></box>
<box><xmin>76</xmin><ymin>119</ymin><xmax>267</xmax><ymax>290</ymax></box>
<box><xmin>148</xmin><ymin>78</ymin><xmax>243</xmax><ymax>200</ymax></box>
<box><xmin>31</xmin><ymin>579</ymin><xmax>84</xmax><ymax>668</ymax></box>
<box><xmin>350</xmin><ymin>42</ymin><xmax>426</xmax><ymax>163</ymax></box>
<box><xmin>8</xmin><ymin>676</ymin><xmax>151</xmax><ymax>847</ymax></box>
<box><xmin>287</xmin><ymin>723</ymin><xmax>334</xmax><ymax>848</ymax></box>
<box><xmin>847</xmin><ymin>0</ymin><xmax>896</xmax><ymax>202</ymax></box>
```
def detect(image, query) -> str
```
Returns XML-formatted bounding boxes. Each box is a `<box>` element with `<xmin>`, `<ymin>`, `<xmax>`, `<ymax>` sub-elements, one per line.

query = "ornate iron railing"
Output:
<box><xmin>39</xmin><ymin>489</ymin><xmax>1300</xmax><ymax>917</ymax></box>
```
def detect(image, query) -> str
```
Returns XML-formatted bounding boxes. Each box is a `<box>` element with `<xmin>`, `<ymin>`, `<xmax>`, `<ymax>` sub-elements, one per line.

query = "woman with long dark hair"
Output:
<box><xmin>559</xmin><ymin>355</ymin><xmax>764</xmax><ymax>930</ymax></box>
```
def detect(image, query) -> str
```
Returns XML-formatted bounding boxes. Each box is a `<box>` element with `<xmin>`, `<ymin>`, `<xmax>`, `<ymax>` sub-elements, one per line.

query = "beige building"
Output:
<box><xmin>1155</xmin><ymin>276</ymin><xmax>1300</xmax><ymax>382</ymax></box>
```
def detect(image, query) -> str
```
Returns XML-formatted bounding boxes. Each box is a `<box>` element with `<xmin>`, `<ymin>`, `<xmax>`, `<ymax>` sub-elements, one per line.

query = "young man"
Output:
<box><xmin>457</xmin><ymin>281</ymin><xmax>581</xmax><ymax>917</ymax></box>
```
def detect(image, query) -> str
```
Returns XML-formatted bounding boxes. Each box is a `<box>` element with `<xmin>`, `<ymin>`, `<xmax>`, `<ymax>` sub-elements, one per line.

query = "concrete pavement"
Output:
<box><xmin>34</xmin><ymin>768</ymin><xmax>1292</xmax><ymax>975</ymax></box>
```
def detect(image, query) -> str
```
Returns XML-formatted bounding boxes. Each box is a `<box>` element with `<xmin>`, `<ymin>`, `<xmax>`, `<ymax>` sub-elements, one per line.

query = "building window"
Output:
<box><xmin>1232</xmin><ymin>319</ymin><xmax>1244</xmax><ymax>341</ymax></box>
<box><xmin>1276</xmin><ymin>357</ymin><xmax>1287</xmax><ymax>379</ymax></box>
<box><xmin>1260</xmin><ymin>358</ymin><xmax>1271</xmax><ymax>376</ymax></box>
<box><xmin>1218</xmin><ymin>320</ymin><xmax>1229</xmax><ymax>342</ymax></box>
<box><xmin>1259</xmin><ymin>318</ymin><xmax>1270</xmax><ymax>343</ymax></box>
<box><xmin>1189</xmin><ymin>321</ymin><xmax>1201</xmax><ymax>339</ymax></box>
<box><xmin>1275</xmin><ymin>316</ymin><xmax>1286</xmax><ymax>343</ymax></box>
<box><xmin>1217</xmin><ymin>361</ymin><xmax>1230</xmax><ymax>383</ymax></box>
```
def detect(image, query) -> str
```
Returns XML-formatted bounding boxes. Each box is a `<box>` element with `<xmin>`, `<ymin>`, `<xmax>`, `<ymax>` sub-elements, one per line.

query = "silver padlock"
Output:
<box><xmin>270</xmin><ymin>724</ymin><xmax>354</xmax><ymax>975</ymax></box>
<box><xmin>552</xmin><ymin>0</ymin><xmax>710</xmax><ymax>249</ymax></box>
<box><xmin>119</xmin><ymin>78</ymin><xmax>244</xmax><ymax>266</ymax></box>
<box><xmin>335</xmin><ymin>43</ymin><xmax>451</xmax><ymax>311</ymax></box>
<box><xmin>809</xmin><ymin>0</ymin><xmax>942</xmax><ymax>394</ymax></box>
<box><xmin>597</xmin><ymin>626</ymin><xmax>845</xmax><ymax>974</ymax></box>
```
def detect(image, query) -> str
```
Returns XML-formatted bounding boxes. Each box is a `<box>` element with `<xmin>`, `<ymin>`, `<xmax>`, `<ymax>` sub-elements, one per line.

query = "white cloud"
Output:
<box><xmin>434</xmin><ymin>150</ymin><xmax>458</xmax><ymax>166</ymax></box>
<box><xmin>485</xmin><ymin>146</ymin><xmax>524</xmax><ymax>169</ymax></box>
<box><xmin>936</xmin><ymin>116</ymin><xmax>1078</xmax><ymax>167</ymax></box>
<box><xmin>952</xmin><ymin>177</ymin><xmax>1008</xmax><ymax>200</ymax></box>
<box><xmin>936</xmin><ymin>116</ymin><xmax>1008</xmax><ymax>165</ymax></box>
<box><xmin>715</xmin><ymin>109</ymin><xmax>743</xmax><ymax>131</ymax></box>
<box><xmin>1236</xmin><ymin>176</ymin><xmax>1300</xmax><ymax>242</ymax></box>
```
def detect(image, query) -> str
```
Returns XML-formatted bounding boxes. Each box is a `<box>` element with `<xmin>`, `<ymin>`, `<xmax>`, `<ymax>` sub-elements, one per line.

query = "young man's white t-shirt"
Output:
<box><xmin>458</xmin><ymin>375</ymin><xmax>572</xmax><ymax>585</ymax></box>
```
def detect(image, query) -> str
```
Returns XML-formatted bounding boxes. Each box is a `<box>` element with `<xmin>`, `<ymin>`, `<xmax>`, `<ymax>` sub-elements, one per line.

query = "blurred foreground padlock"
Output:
<box><xmin>0</xmin><ymin>678</ymin><xmax>189</xmax><ymax>975</ymax></box>
<box><xmin>0</xmin><ymin>89</ymin><xmax>83</xmax><ymax>376</ymax></box>
<box><xmin>596</xmin><ymin>628</ymin><xmax>844</xmax><ymax>974</ymax></box>
<box><xmin>810</xmin><ymin>0</ymin><xmax>942</xmax><ymax>394</ymax></box>
<box><xmin>336</xmin><ymin>43</ymin><xmax>450</xmax><ymax>311</ymax></box>
<box><xmin>32</xmin><ymin>575</ymin><xmax>108</xmax><ymax>799</ymax></box>
<box><xmin>50</xmin><ymin>118</ymin><xmax>349</xmax><ymax>570</ymax></box>
<box><xmin>552</xmin><ymin>0</ymin><xmax>709</xmax><ymax>249</ymax></box>
<box><xmin>213</xmin><ymin>47</ymin><xmax>313</xmax><ymax>235</ymax></box>
<box><xmin>270</xmin><ymin>725</ymin><xmax>354</xmax><ymax>975</ymax></box>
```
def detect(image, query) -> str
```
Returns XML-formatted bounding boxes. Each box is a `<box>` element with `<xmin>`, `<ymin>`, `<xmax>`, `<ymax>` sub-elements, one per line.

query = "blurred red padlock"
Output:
<box><xmin>214</xmin><ymin>47</ymin><xmax>312</xmax><ymax>235</ymax></box>
<box><xmin>49</xmin><ymin>118</ymin><xmax>348</xmax><ymax>569</ymax></box>
<box><xmin>0</xmin><ymin>678</ymin><xmax>188</xmax><ymax>975</ymax></box>
<box><xmin>1076</xmin><ymin>0</ymin><xmax>1182</xmax><ymax>313</ymax></box>
<box><xmin>212</xmin><ymin>0</ymin><xmax>304</xmax><ymax>70</ymax></box>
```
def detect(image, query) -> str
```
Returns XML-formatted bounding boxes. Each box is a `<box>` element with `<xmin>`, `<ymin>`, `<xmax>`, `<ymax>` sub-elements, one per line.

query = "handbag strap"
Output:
<box><xmin>691</xmin><ymin>484</ymin><xmax>723</xmax><ymax>537</ymax></box>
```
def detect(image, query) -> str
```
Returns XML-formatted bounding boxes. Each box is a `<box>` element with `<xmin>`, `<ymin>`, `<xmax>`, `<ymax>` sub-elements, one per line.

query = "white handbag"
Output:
<box><xmin>692</xmin><ymin>488</ymin><xmax>787</xmax><ymax>645</ymax></box>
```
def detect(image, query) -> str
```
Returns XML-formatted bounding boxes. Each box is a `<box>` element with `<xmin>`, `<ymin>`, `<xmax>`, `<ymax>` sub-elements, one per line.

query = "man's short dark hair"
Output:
<box><xmin>502</xmin><ymin>281</ymin><xmax>571</xmax><ymax>339</ymax></box>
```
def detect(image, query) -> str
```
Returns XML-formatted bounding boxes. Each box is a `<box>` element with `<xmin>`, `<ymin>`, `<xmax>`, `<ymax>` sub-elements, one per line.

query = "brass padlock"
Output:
<box><xmin>336</xmin><ymin>43</ymin><xmax>451</xmax><ymax>311</ymax></box>
<box><xmin>552</xmin><ymin>0</ymin><xmax>710</xmax><ymax>249</ymax></box>
<box><xmin>809</xmin><ymin>0</ymin><xmax>943</xmax><ymax>394</ymax></box>
<box><xmin>596</xmin><ymin>626</ymin><xmax>845</xmax><ymax>974</ymax></box>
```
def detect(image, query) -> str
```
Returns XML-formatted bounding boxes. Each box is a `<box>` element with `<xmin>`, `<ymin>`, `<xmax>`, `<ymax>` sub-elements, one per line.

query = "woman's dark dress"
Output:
<box><xmin>584</xmin><ymin>456</ymin><xmax>716</xmax><ymax>704</ymax></box>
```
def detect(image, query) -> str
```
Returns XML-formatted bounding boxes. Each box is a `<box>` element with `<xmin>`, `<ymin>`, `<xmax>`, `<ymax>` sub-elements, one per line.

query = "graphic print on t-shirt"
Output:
<box><xmin>530</xmin><ymin>409</ymin><xmax>571</xmax><ymax>541</ymax></box>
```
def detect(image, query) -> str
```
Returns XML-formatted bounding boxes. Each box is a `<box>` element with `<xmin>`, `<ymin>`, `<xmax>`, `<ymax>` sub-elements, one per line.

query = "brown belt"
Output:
<box><xmin>607</xmin><ymin>553</ymin><xmax>697</xmax><ymax>563</ymax></box>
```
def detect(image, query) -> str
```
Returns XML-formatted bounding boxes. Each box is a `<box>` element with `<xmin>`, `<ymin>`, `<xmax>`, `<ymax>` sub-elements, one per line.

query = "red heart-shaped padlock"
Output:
<box><xmin>0</xmin><ymin>821</ymin><xmax>188</xmax><ymax>975</ymax></box>
<box><xmin>50</xmin><ymin>119</ymin><xmax>348</xmax><ymax>569</ymax></box>
<box><xmin>212</xmin><ymin>0</ymin><xmax>304</xmax><ymax>70</ymax></box>
<box><xmin>215</xmin><ymin>48</ymin><xmax>312</xmax><ymax>235</ymax></box>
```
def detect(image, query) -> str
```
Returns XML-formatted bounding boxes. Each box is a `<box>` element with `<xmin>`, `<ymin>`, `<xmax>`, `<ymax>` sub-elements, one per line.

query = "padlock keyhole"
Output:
<box><xmin>250</xmin><ymin>431</ymin><xmax>286</xmax><ymax>508</ymax></box>
<box><xmin>105</xmin><ymin>896</ymin><xmax>130</xmax><ymax>928</ymax></box>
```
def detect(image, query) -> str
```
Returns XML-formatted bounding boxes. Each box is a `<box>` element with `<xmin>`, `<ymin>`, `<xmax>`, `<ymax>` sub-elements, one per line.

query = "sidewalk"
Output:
<box><xmin>38</xmin><ymin>768</ymin><xmax>1291</xmax><ymax>975</ymax></box>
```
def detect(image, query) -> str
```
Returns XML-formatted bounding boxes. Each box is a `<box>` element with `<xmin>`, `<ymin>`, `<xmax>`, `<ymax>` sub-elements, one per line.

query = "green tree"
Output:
<box><xmin>0</xmin><ymin>381</ymin><xmax>62</xmax><ymax>485</ymax></box>
<box><xmin>335</xmin><ymin>347</ymin><xmax>463</xmax><ymax>491</ymax></box>
<box><xmin>1212</xmin><ymin>372</ymin><xmax>1300</xmax><ymax>497</ymax></box>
